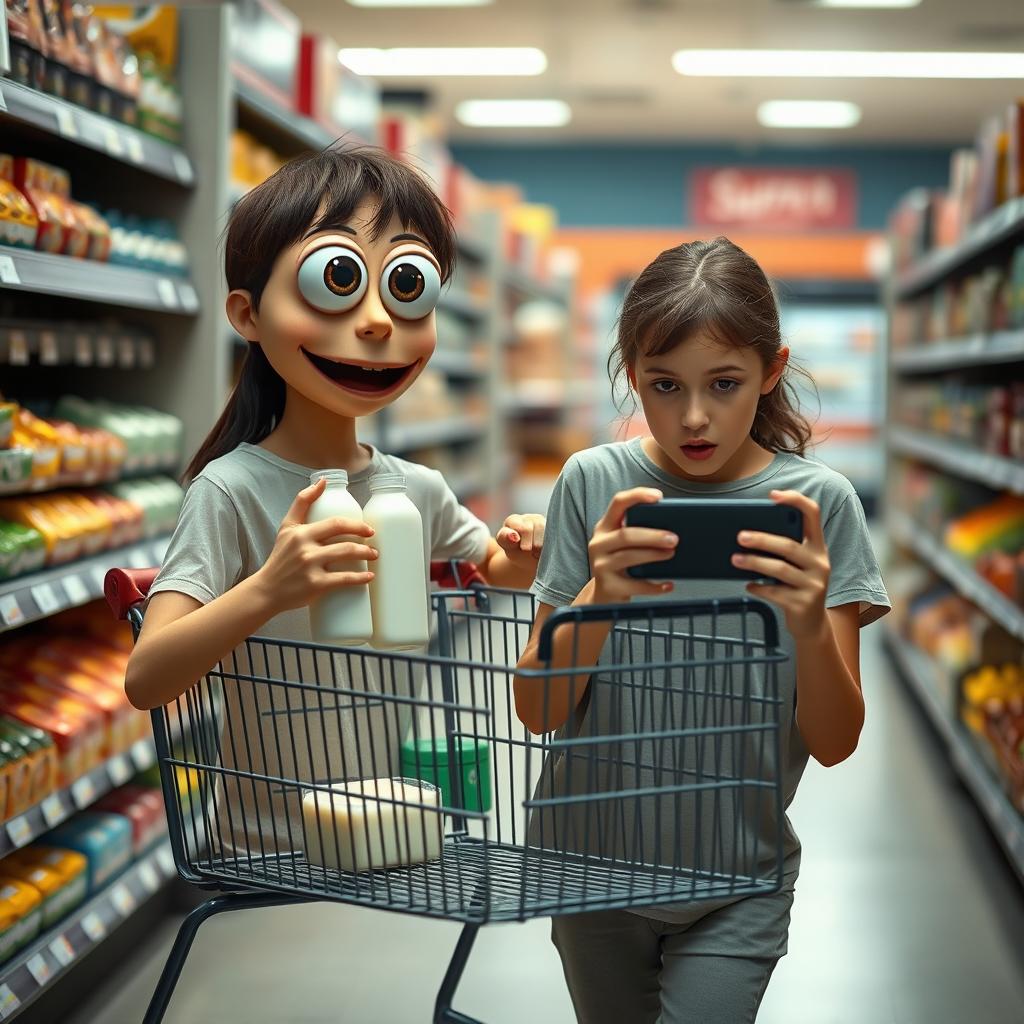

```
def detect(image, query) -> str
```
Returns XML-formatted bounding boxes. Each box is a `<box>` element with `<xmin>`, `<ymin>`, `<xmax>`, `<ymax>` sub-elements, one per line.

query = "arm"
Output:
<box><xmin>513</xmin><ymin>488</ymin><xmax>677</xmax><ymax>734</ymax></box>
<box><xmin>124</xmin><ymin>477</ymin><xmax>377</xmax><ymax>710</ymax></box>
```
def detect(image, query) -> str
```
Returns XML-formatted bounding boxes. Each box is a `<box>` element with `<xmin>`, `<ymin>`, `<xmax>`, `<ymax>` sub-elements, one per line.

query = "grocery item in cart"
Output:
<box><xmin>364</xmin><ymin>474</ymin><xmax>430</xmax><ymax>650</ymax></box>
<box><xmin>306</xmin><ymin>469</ymin><xmax>373</xmax><ymax>645</ymax></box>
<box><xmin>400</xmin><ymin>734</ymin><xmax>492</xmax><ymax>813</ymax></box>
<box><xmin>301</xmin><ymin>777</ymin><xmax>443</xmax><ymax>873</ymax></box>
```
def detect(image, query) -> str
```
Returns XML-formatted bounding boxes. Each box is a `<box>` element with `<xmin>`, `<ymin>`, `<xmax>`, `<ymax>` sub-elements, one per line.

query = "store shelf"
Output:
<box><xmin>891</xmin><ymin>330</ymin><xmax>1024</xmax><ymax>374</ymax></box>
<box><xmin>0</xmin><ymin>464</ymin><xmax>178</xmax><ymax>499</ymax></box>
<box><xmin>439</xmin><ymin>289</ymin><xmax>489</xmax><ymax>322</ymax></box>
<box><xmin>889</xmin><ymin>510</ymin><xmax>1024</xmax><ymax>642</ymax></box>
<box><xmin>0</xmin><ymin>535</ymin><xmax>170</xmax><ymax>634</ymax></box>
<box><xmin>888</xmin><ymin>426</ymin><xmax>1024</xmax><ymax>496</ymax></box>
<box><xmin>0</xmin><ymin>740</ymin><xmax>156</xmax><ymax>860</ymax></box>
<box><xmin>504</xmin><ymin>268</ymin><xmax>565</xmax><ymax>304</ymax></box>
<box><xmin>0</xmin><ymin>247</ymin><xmax>199</xmax><ymax>316</ymax></box>
<box><xmin>0</xmin><ymin>840</ymin><xmax>176</xmax><ymax>1018</ymax></box>
<box><xmin>0</xmin><ymin>79</ymin><xmax>194</xmax><ymax>187</ymax></box>
<box><xmin>894</xmin><ymin>196</ymin><xmax>1024</xmax><ymax>300</ymax></box>
<box><xmin>504</xmin><ymin>380</ymin><xmax>593</xmax><ymax>413</ymax></box>
<box><xmin>233</xmin><ymin>74</ymin><xmax>336</xmax><ymax>153</ymax></box>
<box><xmin>387</xmin><ymin>417</ymin><xmax>485</xmax><ymax>454</ymax></box>
<box><xmin>776</xmin><ymin>278</ymin><xmax>880</xmax><ymax>304</ymax></box>
<box><xmin>883</xmin><ymin>627</ymin><xmax>1024</xmax><ymax>881</ymax></box>
<box><xmin>0</xmin><ymin>324</ymin><xmax>155</xmax><ymax>369</ymax></box>
<box><xmin>428</xmin><ymin>348</ymin><xmax>487</xmax><ymax>380</ymax></box>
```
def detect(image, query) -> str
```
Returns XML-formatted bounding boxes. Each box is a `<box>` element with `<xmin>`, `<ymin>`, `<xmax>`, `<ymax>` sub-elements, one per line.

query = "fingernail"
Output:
<box><xmin>738</xmin><ymin>532</ymin><xmax>751</xmax><ymax>542</ymax></box>
<box><xmin>662</xmin><ymin>534</ymin><xmax>677</xmax><ymax>545</ymax></box>
<box><xmin>732</xmin><ymin>553</ymin><xmax>744</xmax><ymax>564</ymax></box>
<box><xmin>509</xmin><ymin>532</ymin><xmax>520</xmax><ymax>543</ymax></box>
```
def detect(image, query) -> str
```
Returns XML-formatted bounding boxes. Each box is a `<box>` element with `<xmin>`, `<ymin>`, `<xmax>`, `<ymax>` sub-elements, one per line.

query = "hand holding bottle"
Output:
<box><xmin>253</xmin><ymin>475</ymin><xmax>378</xmax><ymax>618</ymax></box>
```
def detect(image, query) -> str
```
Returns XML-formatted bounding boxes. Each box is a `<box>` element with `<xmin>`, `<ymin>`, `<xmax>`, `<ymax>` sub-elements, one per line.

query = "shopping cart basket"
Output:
<box><xmin>105</xmin><ymin>565</ymin><xmax>787</xmax><ymax>1024</ymax></box>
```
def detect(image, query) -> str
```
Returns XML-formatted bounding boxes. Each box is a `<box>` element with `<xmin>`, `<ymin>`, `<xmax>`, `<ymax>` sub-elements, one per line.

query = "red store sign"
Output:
<box><xmin>690</xmin><ymin>168</ymin><xmax>857</xmax><ymax>231</ymax></box>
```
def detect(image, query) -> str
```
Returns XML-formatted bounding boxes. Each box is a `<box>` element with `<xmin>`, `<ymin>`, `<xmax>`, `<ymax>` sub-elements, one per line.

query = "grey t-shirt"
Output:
<box><xmin>149</xmin><ymin>442</ymin><xmax>491</xmax><ymax>857</ymax></box>
<box><xmin>529</xmin><ymin>438</ymin><xmax>890</xmax><ymax>924</ymax></box>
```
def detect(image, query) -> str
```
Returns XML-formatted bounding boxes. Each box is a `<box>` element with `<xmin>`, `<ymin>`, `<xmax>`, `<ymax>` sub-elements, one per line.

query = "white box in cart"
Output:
<box><xmin>302</xmin><ymin>778</ymin><xmax>443</xmax><ymax>873</ymax></box>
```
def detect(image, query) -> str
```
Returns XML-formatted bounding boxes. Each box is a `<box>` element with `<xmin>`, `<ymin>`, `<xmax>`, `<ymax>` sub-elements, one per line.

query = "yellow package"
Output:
<box><xmin>0</xmin><ymin>878</ymin><xmax>42</xmax><ymax>963</ymax></box>
<box><xmin>0</xmin><ymin>498</ymin><xmax>80</xmax><ymax>563</ymax></box>
<box><xmin>0</xmin><ymin>858</ymin><xmax>85</xmax><ymax>928</ymax></box>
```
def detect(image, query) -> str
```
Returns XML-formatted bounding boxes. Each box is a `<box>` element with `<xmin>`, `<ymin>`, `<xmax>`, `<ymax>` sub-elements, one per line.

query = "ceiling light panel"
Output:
<box><xmin>758</xmin><ymin>100</ymin><xmax>862</xmax><ymax>128</ymax></box>
<box><xmin>339</xmin><ymin>48</ymin><xmax>547</xmax><ymax>76</ymax></box>
<box><xmin>455</xmin><ymin>99</ymin><xmax>571</xmax><ymax>127</ymax></box>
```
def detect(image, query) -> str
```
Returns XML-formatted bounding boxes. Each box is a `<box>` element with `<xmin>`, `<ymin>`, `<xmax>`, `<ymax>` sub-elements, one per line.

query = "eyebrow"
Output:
<box><xmin>643</xmin><ymin>364</ymin><xmax>747</xmax><ymax>376</ymax></box>
<box><xmin>390</xmin><ymin>232</ymin><xmax>429</xmax><ymax>245</ymax></box>
<box><xmin>303</xmin><ymin>223</ymin><xmax>357</xmax><ymax>240</ymax></box>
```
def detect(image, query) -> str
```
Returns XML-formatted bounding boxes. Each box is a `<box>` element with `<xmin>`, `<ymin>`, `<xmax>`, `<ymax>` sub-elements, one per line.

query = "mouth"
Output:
<box><xmin>680</xmin><ymin>441</ymin><xmax>717</xmax><ymax>462</ymax></box>
<box><xmin>300</xmin><ymin>349</ymin><xmax>419</xmax><ymax>397</ymax></box>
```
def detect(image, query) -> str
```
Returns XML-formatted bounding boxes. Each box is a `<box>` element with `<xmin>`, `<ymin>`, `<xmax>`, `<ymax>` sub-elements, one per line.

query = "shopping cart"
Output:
<box><xmin>105</xmin><ymin>565</ymin><xmax>788</xmax><ymax>1024</ymax></box>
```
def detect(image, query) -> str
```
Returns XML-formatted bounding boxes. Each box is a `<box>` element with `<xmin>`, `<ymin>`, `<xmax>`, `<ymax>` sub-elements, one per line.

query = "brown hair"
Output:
<box><xmin>184</xmin><ymin>144</ymin><xmax>457</xmax><ymax>482</ymax></box>
<box><xmin>609</xmin><ymin>236</ymin><xmax>815</xmax><ymax>455</ymax></box>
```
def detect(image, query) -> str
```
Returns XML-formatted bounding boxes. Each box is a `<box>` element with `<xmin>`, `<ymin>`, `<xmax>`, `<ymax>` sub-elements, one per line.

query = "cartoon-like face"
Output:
<box><xmin>231</xmin><ymin>197</ymin><xmax>443</xmax><ymax>418</ymax></box>
<box><xmin>633</xmin><ymin>331</ymin><xmax>787</xmax><ymax>483</ymax></box>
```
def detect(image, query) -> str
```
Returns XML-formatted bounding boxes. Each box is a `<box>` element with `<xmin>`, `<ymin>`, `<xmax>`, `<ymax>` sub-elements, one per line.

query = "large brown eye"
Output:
<box><xmin>380</xmin><ymin>253</ymin><xmax>441</xmax><ymax>320</ymax></box>
<box><xmin>388</xmin><ymin>262</ymin><xmax>425</xmax><ymax>302</ymax></box>
<box><xmin>326</xmin><ymin>255</ymin><xmax>362</xmax><ymax>296</ymax></box>
<box><xmin>297</xmin><ymin>245</ymin><xmax>368</xmax><ymax>313</ymax></box>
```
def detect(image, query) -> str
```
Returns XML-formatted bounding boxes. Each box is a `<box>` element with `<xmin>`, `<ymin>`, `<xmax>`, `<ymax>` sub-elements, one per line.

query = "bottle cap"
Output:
<box><xmin>369</xmin><ymin>473</ymin><xmax>407</xmax><ymax>493</ymax></box>
<box><xmin>310</xmin><ymin>469</ymin><xmax>349</xmax><ymax>487</ymax></box>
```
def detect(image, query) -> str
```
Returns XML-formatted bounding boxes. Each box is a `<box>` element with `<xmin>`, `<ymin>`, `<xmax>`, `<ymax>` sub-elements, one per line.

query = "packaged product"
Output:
<box><xmin>39</xmin><ymin>0</ymin><xmax>71</xmax><ymax>99</ymax></box>
<box><xmin>0</xmin><ymin>498</ymin><xmax>77</xmax><ymax>563</ymax></box>
<box><xmin>0</xmin><ymin>449</ymin><xmax>34</xmax><ymax>491</ymax></box>
<box><xmin>5</xmin><ymin>846</ymin><xmax>87</xmax><ymax>893</ymax></box>
<box><xmin>0</xmin><ymin>155</ymin><xmax>39</xmax><ymax>250</ymax></box>
<box><xmin>0</xmin><ymin>878</ymin><xmax>42</xmax><ymax>963</ymax></box>
<box><xmin>4</xmin><ymin>0</ymin><xmax>46</xmax><ymax>91</ymax></box>
<box><xmin>10</xmin><ymin>408</ymin><xmax>61</xmax><ymax>482</ymax></box>
<box><xmin>0</xmin><ymin>851</ymin><xmax>87</xmax><ymax>926</ymax></box>
<box><xmin>11</xmin><ymin>159</ymin><xmax>81</xmax><ymax>255</ymax></box>
<box><xmin>0</xmin><ymin>404</ymin><xmax>14</xmax><ymax>449</ymax></box>
<box><xmin>0</xmin><ymin>736</ymin><xmax>34</xmax><ymax>819</ymax></box>
<box><xmin>0</xmin><ymin>688</ymin><xmax>93</xmax><ymax>785</ymax></box>
<box><xmin>0</xmin><ymin>717</ymin><xmax>59</xmax><ymax>804</ymax></box>
<box><xmin>95</xmin><ymin>785</ymin><xmax>165</xmax><ymax>853</ymax></box>
<box><xmin>61</xmin><ymin>0</ymin><xmax>97</xmax><ymax>109</ymax></box>
<box><xmin>0</xmin><ymin>522</ymin><xmax>46</xmax><ymax>579</ymax></box>
<box><xmin>45</xmin><ymin>812</ymin><xmax>133</xmax><ymax>893</ymax></box>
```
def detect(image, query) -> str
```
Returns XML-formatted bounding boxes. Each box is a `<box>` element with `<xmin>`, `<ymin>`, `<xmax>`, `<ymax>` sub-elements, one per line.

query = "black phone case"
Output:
<box><xmin>624</xmin><ymin>499</ymin><xmax>804</xmax><ymax>581</ymax></box>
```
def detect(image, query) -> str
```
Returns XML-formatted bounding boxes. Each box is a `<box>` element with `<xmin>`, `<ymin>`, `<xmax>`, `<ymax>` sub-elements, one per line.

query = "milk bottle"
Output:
<box><xmin>306</xmin><ymin>469</ymin><xmax>373</xmax><ymax>645</ymax></box>
<box><xmin>363</xmin><ymin>474</ymin><xmax>430</xmax><ymax>650</ymax></box>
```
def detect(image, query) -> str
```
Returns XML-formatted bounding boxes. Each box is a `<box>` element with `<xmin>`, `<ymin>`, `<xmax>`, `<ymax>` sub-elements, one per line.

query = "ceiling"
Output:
<box><xmin>287</xmin><ymin>0</ymin><xmax>1024</xmax><ymax>145</ymax></box>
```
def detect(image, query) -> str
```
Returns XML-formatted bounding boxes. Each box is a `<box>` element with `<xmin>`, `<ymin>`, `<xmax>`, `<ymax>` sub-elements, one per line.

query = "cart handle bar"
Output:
<box><xmin>104</xmin><ymin>561</ymin><xmax>485</xmax><ymax>621</ymax></box>
<box><xmin>537</xmin><ymin>597</ymin><xmax>779</xmax><ymax>662</ymax></box>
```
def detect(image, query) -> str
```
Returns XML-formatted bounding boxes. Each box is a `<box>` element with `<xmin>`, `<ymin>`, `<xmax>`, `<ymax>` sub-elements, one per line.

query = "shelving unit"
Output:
<box><xmin>885</xmin><ymin>180</ymin><xmax>1024</xmax><ymax>882</ymax></box>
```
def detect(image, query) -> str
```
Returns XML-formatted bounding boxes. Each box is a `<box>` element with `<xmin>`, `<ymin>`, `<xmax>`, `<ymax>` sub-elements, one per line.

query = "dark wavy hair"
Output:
<box><xmin>609</xmin><ymin>236</ymin><xmax>815</xmax><ymax>455</ymax></box>
<box><xmin>184</xmin><ymin>145</ymin><xmax>457</xmax><ymax>482</ymax></box>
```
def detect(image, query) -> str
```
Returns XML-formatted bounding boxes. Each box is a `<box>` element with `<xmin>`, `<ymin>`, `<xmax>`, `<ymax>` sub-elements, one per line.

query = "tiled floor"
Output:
<box><xmin>66</xmin><ymin>619</ymin><xmax>1024</xmax><ymax>1023</ymax></box>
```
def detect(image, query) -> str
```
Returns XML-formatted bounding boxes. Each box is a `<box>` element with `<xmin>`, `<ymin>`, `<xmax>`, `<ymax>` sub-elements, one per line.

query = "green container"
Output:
<box><xmin>401</xmin><ymin>735</ymin><xmax>491</xmax><ymax>813</ymax></box>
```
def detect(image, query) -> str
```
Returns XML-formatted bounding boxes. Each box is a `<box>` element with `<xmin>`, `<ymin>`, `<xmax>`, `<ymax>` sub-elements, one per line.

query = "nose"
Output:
<box><xmin>681</xmin><ymin>398</ymin><xmax>709</xmax><ymax>432</ymax></box>
<box><xmin>354</xmin><ymin>289</ymin><xmax>393</xmax><ymax>342</ymax></box>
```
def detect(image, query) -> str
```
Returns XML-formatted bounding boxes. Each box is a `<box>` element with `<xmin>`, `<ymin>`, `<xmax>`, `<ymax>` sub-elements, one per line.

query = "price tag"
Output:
<box><xmin>8</xmin><ymin>329</ymin><xmax>28</xmax><ymax>365</ymax></box>
<box><xmin>26</xmin><ymin>953</ymin><xmax>52</xmax><ymax>986</ymax></box>
<box><xmin>5</xmin><ymin>816</ymin><xmax>32</xmax><ymax>849</ymax></box>
<box><xmin>108</xmin><ymin>754</ymin><xmax>133</xmax><ymax>787</ymax></box>
<box><xmin>91</xmin><ymin>565</ymin><xmax>108</xmax><ymax>593</ymax></box>
<box><xmin>41</xmin><ymin>794</ymin><xmax>65</xmax><ymax>828</ymax></box>
<box><xmin>172</xmin><ymin>152</ymin><xmax>193</xmax><ymax>184</ymax></box>
<box><xmin>102</xmin><ymin>125</ymin><xmax>125</xmax><ymax>157</ymax></box>
<box><xmin>0</xmin><ymin>594</ymin><xmax>23</xmax><ymax>627</ymax></box>
<box><xmin>139</xmin><ymin>338</ymin><xmax>156</xmax><ymax>369</ymax></box>
<box><xmin>110</xmin><ymin>884</ymin><xmax>136</xmax><ymax>917</ymax></box>
<box><xmin>117</xmin><ymin>336</ymin><xmax>136</xmax><ymax>368</ymax></box>
<box><xmin>74</xmin><ymin>333</ymin><xmax>94</xmax><ymax>366</ymax></box>
<box><xmin>62</xmin><ymin>575</ymin><xmax>90</xmax><ymax>606</ymax></box>
<box><xmin>81</xmin><ymin>911</ymin><xmax>106</xmax><ymax>942</ymax></box>
<box><xmin>0</xmin><ymin>255</ymin><xmax>20</xmax><ymax>286</ymax></box>
<box><xmin>49</xmin><ymin>935</ymin><xmax>75</xmax><ymax>967</ymax></box>
<box><xmin>157</xmin><ymin>278</ymin><xmax>179</xmax><ymax>309</ymax></box>
<box><xmin>39</xmin><ymin>330</ymin><xmax>59</xmax><ymax>365</ymax></box>
<box><xmin>71</xmin><ymin>775</ymin><xmax>97</xmax><ymax>809</ymax></box>
<box><xmin>0</xmin><ymin>984</ymin><xmax>19</xmax><ymax>1018</ymax></box>
<box><xmin>156</xmin><ymin>847</ymin><xmax>174</xmax><ymax>876</ymax></box>
<box><xmin>55</xmin><ymin>105</ymin><xmax>78</xmax><ymax>138</ymax></box>
<box><xmin>31</xmin><ymin>582</ymin><xmax>63</xmax><ymax>616</ymax></box>
<box><xmin>178</xmin><ymin>283</ymin><xmax>199</xmax><ymax>312</ymax></box>
<box><xmin>126</xmin><ymin>134</ymin><xmax>145</xmax><ymax>165</ymax></box>
<box><xmin>138</xmin><ymin>862</ymin><xmax>160</xmax><ymax>894</ymax></box>
<box><xmin>131</xmin><ymin>739</ymin><xmax>154</xmax><ymax>771</ymax></box>
<box><xmin>96</xmin><ymin>334</ymin><xmax>115</xmax><ymax>366</ymax></box>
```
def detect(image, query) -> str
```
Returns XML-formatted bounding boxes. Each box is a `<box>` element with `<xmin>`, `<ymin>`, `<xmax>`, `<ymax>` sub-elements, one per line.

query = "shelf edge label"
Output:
<box><xmin>0</xmin><ymin>255</ymin><xmax>20</xmax><ymax>286</ymax></box>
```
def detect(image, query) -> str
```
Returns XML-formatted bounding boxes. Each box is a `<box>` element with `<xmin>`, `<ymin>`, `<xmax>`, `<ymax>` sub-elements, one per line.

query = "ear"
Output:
<box><xmin>760</xmin><ymin>346</ymin><xmax>789</xmax><ymax>395</ymax></box>
<box><xmin>226</xmin><ymin>290</ymin><xmax>259</xmax><ymax>342</ymax></box>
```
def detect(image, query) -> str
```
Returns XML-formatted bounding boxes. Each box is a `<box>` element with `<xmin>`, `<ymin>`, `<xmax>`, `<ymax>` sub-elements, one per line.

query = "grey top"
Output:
<box><xmin>149</xmin><ymin>442</ymin><xmax>491</xmax><ymax>855</ymax></box>
<box><xmin>529</xmin><ymin>438</ymin><xmax>890</xmax><ymax>923</ymax></box>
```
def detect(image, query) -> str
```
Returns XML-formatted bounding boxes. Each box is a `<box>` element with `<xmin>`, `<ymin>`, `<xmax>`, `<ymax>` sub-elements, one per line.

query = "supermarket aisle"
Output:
<box><xmin>65</xmin><ymin>615</ymin><xmax>1024</xmax><ymax>1024</ymax></box>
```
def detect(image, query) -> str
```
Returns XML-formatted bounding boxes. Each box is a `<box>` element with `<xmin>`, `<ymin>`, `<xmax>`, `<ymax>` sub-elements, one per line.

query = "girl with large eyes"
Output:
<box><xmin>126</xmin><ymin>145</ymin><xmax>545</xmax><ymax>711</ymax></box>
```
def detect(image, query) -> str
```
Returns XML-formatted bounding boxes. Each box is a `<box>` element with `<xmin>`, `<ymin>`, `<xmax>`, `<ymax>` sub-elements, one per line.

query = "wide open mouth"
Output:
<box><xmin>300</xmin><ymin>349</ymin><xmax>418</xmax><ymax>395</ymax></box>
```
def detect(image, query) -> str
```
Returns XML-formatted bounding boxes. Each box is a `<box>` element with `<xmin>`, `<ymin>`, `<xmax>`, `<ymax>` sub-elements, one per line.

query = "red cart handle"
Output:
<box><xmin>105</xmin><ymin>559</ymin><xmax>483</xmax><ymax>622</ymax></box>
<box><xmin>105</xmin><ymin>567</ymin><xmax>159</xmax><ymax>621</ymax></box>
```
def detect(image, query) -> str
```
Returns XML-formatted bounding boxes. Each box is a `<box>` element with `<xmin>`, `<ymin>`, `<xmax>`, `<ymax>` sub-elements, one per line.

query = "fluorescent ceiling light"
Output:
<box><xmin>347</xmin><ymin>0</ymin><xmax>491</xmax><ymax>6</ymax></box>
<box><xmin>758</xmin><ymin>100</ymin><xmax>862</xmax><ymax>128</ymax></box>
<box><xmin>339</xmin><ymin>47</ymin><xmax>546</xmax><ymax>76</ymax></box>
<box><xmin>455</xmin><ymin>99</ymin><xmax>571</xmax><ymax>127</ymax></box>
<box><xmin>672</xmin><ymin>49</ymin><xmax>1024</xmax><ymax>78</ymax></box>
<box><xmin>816</xmin><ymin>0</ymin><xmax>920</xmax><ymax>7</ymax></box>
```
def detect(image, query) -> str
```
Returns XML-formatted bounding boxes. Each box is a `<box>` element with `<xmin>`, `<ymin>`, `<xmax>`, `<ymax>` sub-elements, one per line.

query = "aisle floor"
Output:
<box><xmin>67</xmin><ymin>622</ymin><xmax>1024</xmax><ymax>1024</ymax></box>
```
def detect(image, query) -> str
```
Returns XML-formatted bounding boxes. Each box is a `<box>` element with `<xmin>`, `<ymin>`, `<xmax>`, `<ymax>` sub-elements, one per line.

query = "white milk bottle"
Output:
<box><xmin>306</xmin><ymin>469</ymin><xmax>373</xmax><ymax>645</ymax></box>
<box><xmin>364</xmin><ymin>473</ymin><xmax>430</xmax><ymax>650</ymax></box>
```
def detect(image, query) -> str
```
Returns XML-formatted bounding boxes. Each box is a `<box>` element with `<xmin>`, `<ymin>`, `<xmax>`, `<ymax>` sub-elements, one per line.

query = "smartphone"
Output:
<box><xmin>624</xmin><ymin>499</ymin><xmax>804</xmax><ymax>581</ymax></box>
